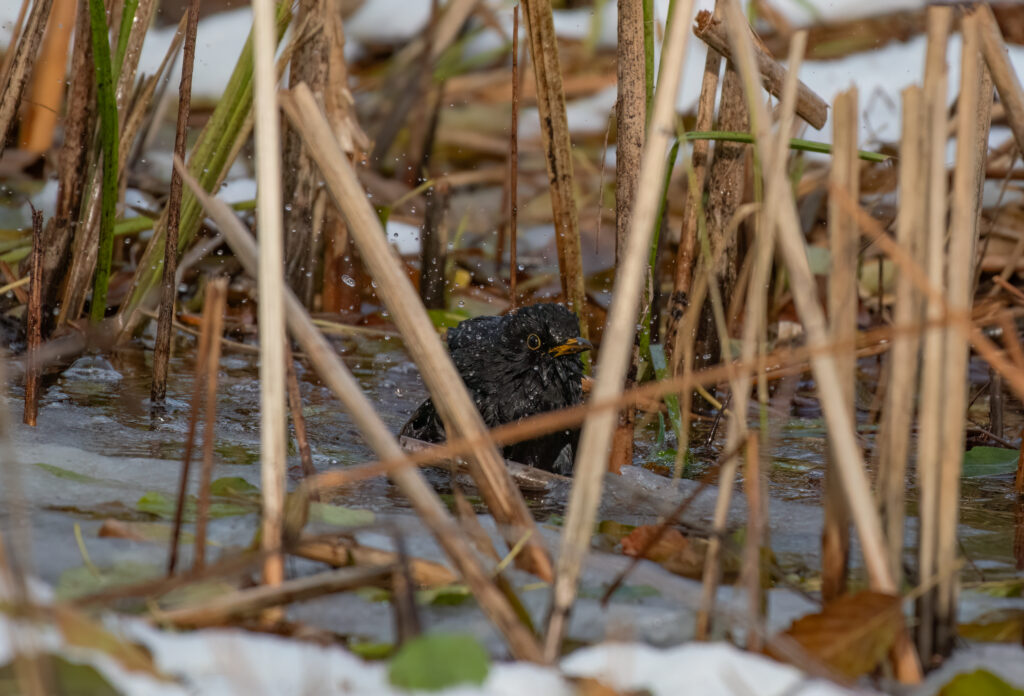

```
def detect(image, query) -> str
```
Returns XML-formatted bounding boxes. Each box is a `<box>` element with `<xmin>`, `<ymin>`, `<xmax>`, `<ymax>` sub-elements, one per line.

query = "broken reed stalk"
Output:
<box><xmin>193</xmin><ymin>277</ymin><xmax>228</xmax><ymax>572</ymax></box>
<box><xmin>0</xmin><ymin>0</ymin><xmax>29</xmax><ymax>84</ymax></box>
<box><xmin>692</xmin><ymin>8</ymin><xmax>827</xmax><ymax>130</ymax></box>
<box><xmin>167</xmin><ymin>289</ymin><xmax>216</xmax><ymax>575</ymax></box>
<box><xmin>295</xmin><ymin>536</ymin><xmax>457</xmax><ymax>587</ymax></box>
<box><xmin>915</xmin><ymin>5</ymin><xmax>953</xmax><ymax>663</ymax></box>
<box><xmin>719</xmin><ymin>0</ymin><xmax>922</xmax><ymax>680</ymax></box>
<box><xmin>977</xmin><ymin>4</ymin><xmax>1024</xmax><ymax>158</ymax></box>
<box><xmin>936</xmin><ymin>8</ymin><xmax>990</xmax><ymax>657</ymax></box>
<box><xmin>508</xmin><ymin>2</ymin><xmax>521</xmax><ymax>308</ymax></box>
<box><xmin>281</xmin><ymin>84</ymin><xmax>553</xmax><ymax>583</ymax></box>
<box><xmin>176</xmin><ymin>158</ymin><xmax>545</xmax><ymax>662</ymax></box>
<box><xmin>519</xmin><ymin>0</ymin><xmax>587</xmax><ymax>328</ymax></box>
<box><xmin>156</xmin><ymin>564</ymin><xmax>393</xmax><ymax>628</ymax></box>
<box><xmin>285</xmin><ymin>342</ymin><xmax>318</xmax><ymax>500</ymax></box>
<box><xmin>252</xmin><ymin>0</ymin><xmax>289</xmax><ymax>600</ymax></box>
<box><xmin>822</xmin><ymin>86</ymin><xmax>858</xmax><ymax>602</ymax></box>
<box><xmin>879</xmin><ymin>85</ymin><xmax>926</xmax><ymax>580</ymax></box>
<box><xmin>543</xmin><ymin>0</ymin><xmax>696</xmax><ymax>660</ymax></box>
<box><xmin>152</xmin><ymin>0</ymin><xmax>200</xmax><ymax>404</ymax></box>
<box><xmin>24</xmin><ymin>208</ymin><xmax>44</xmax><ymax>428</ymax></box>
<box><xmin>17</xmin><ymin>0</ymin><xmax>75</xmax><ymax>154</ymax></box>
<box><xmin>693</xmin><ymin>60</ymin><xmax>746</xmax><ymax>377</ymax></box>
<box><xmin>669</xmin><ymin>41</ymin><xmax>724</xmax><ymax>481</ymax></box>
<box><xmin>696</xmin><ymin>26</ymin><xmax>806</xmax><ymax>642</ymax></box>
<box><xmin>611</xmin><ymin>0</ymin><xmax>646</xmax><ymax>475</ymax></box>
<box><xmin>40</xmin><ymin>0</ymin><xmax>93</xmax><ymax>340</ymax></box>
<box><xmin>615</xmin><ymin>0</ymin><xmax>645</xmax><ymax>262</ymax></box>
<box><xmin>419</xmin><ymin>181</ymin><xmax>450</xmax><ymax>310</ymax></box>
<box><xmin>0</xmin><ymin>0</ymin><xmax>54</xmax><ymax>159</ymax></box>
<box><xmin>666</xmin><ymin>43</ymin><xmax>721</xmax><ymax>369</ymax></box>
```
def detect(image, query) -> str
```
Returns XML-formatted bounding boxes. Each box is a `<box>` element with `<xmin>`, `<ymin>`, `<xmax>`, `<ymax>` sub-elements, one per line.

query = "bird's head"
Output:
<box><xmin>501</xmin><ymin>303</ymin><xmax>592</xmax><ymax>368</ymax></box>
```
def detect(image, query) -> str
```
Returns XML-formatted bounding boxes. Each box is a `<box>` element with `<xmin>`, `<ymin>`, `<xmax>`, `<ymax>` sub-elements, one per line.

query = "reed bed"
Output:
<box><xmin>4</xmin><ymin>0</ymin><xmax>1024</xmax><ymax>691</ymax></box>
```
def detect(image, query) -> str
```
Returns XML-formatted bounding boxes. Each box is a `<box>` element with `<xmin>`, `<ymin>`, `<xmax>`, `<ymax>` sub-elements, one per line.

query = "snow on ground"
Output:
<box><xmin>0</xmin><ymin>607</ymin><xmax>864</xmax><ymax>696</ymax></box>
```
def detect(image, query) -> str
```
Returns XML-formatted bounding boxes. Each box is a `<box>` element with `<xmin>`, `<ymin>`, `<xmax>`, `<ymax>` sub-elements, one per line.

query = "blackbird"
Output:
<box><xmin>400</xmin><ymin>303</ymin><xmax>592</xmax><ymax>475</ymax></box>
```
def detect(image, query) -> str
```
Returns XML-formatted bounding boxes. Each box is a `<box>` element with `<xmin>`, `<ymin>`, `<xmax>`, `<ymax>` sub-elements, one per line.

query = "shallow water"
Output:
<box><xmin>3</xmin><ymin>332</ymin><xmax>1024</xmax><ymax>653</ymax></box>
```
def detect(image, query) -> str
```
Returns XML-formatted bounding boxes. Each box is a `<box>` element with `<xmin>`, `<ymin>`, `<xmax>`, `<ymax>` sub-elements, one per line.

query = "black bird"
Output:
<box><xmin>400</xmin><ymin>303</ymin><xmax>592</xmax><ymax>475</ymax></box>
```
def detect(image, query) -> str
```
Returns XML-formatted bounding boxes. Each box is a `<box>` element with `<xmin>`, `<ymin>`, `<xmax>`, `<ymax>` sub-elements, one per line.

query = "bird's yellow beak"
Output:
<box><xmin>548</xmin><ymin>336</ymin><xmax>593</xmax><ymax>357</ymax></box>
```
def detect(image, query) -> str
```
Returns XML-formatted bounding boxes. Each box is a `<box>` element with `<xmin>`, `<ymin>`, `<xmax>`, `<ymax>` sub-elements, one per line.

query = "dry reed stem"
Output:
<box><xmin>285</xmin><ymin>342</ymin><xmax>318</xmax><ymax>500</ymax></box>
<box><xmin>252</xmin><ymin>0</ymin><xmax>289</xmax><ymax>603</ymax></box>
<box><xmin>0</xmin><ymin>0</ymin><xmax>29</xmax><ymax>84</ymax></box>
<box><xmin>155</xmin><ymin>565</ymin><xmax>393</xmax><ymax>628</ymax></box>
<box><xmin>23</xmin><ymin>208</ymin><xmax>43</xmax><ymax>428</ymax></box>
<box><xmin>610</xmin><ymin>0</ymin><xmax>646</xmax><ymax>476</ymax></box>
<box><xmin>519</xmin><ymin>0</ymin><xmax>587</xmax><ymax>325</ymax></box>
<box><xmin>720</xmin><ymin>0</ymin><xmax>921</xmax><ymax>680</ymax></box>
<box><xmin>113</xmin><ymin>0</ymin><xmax>159</xmax><ymax>120</ymax></box>
<box><xmin>693</xmin><ymin>8</ymin><xmax>827</xmax><ymax>130</ymax></box>
<box><xmin>666</xmin><ymin>41</ymin><xmax>721</xmax><ymax>370</ymax></box>
<box><xmin>741</xmin><ymin>432</ymin><xmax>765</xmax><ymax>651</ymax></box>
<box><xmin>17</xmin><ymin>0</ymin><xmax>75</xmax><ymax>154</ymax></box>
<box><xmin>879</xmin><ymin>85</ymin><xmax>926</xmax><ymax>579</ymax></box>
<box><xmin>696</xmin><ymin>25</ymin><xmax>805</xmax><ymax>642</ymax></box>
<box><xmin>176</xmin><ymin>159</ymin><xmax>545</xmax><ymax>662</ymax></box>
<box><xmin>615</xmin><ymin>0</ymin><xmax>645</xmax><ymax>262</ymax></box>
<box><xmin>166</xmin><ymin>291</ymin><xmax>215</xmax><ymax>575</ymax></box>
<box><xmin>507</xmin><ymin>3</ymin><xmax>521</xmax><ymax>308</ymax></box>
<box><xmin>936</xmin><ymin>8</ymin><xmax>988</xmax><ymax>656</ymax></box>
<box><xmin>193</xmin><ymin>277</ymin><xmax>228</xmax><ymax>571</ymax></box>
<box><xmin>152</xmin><ymin>0</ymin><xmax>201</xmax><ymax>404</ymax></box>
<box><xmin>0</xmin><ymin>0</ymin><xmax>54</xmax><ymax>159</ymax></box>
<box><xmin>822</xmin><ymin>87</ymin><xmax>858</xmax><ymax>602</ymax></box>
<box><xmin>915</xmin><ymin>5</ymin><xmax>952</xmax><ymax>662</ymax></box>
<box><xmin>294</xmin><ymin>537</ymin><xmax>457</xmax><ymax>587</ymax></box>
<box><xmin>977</xmin><ymin>4</ymin><xmax>1024</xmax><ymax>158</ymax></box>
<box><xmin>281</xmin><ymin>84</ymin><xmax>553</xmax><ymax>583</ymax></box>
<box><xmin>693</xmin><ymin>58</ymin><xmax>746</xmax><ymax>377</ymax></box>
<box><xmin>543</xmin><ymin>0</ymin><xmax>696</xmax><ymax>660</ymax></box>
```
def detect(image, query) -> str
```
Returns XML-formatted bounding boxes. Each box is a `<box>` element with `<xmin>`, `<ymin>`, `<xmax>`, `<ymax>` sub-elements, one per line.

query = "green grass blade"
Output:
<box><xmin>683</xmin><ymin>130</ymin><xmax>890</xmax><ymax>162</ymax></box>
<box><xmin>87</xmin><ymin>0</ymin><xmax>120</xmax><ymax>323</ymax></box>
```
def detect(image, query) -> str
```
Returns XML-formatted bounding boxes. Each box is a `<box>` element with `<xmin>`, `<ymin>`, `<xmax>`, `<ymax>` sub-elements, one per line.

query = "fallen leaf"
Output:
<box><xmin>769</xmin><ymin>590</ymin><xmax>901</xmax><ymax>679</ymax></box>
<box><xmin>620</xmin><ymin>525</ymin><xmax>706</xmax><ymax>579</ymax></box>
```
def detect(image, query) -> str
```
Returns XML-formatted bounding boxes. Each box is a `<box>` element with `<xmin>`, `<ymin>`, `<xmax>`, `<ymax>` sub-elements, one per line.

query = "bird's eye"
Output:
<box><xmin>526</xmin><ymin>333</ymin><xmax>541</xmax><ymax>350</ymax></box>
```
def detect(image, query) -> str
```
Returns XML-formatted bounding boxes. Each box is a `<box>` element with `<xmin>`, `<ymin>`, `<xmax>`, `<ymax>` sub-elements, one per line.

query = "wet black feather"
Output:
<box><xmin>400</xmin><ymin>303</ymin><xmax>587</xmax><ymax>475</ymax></box>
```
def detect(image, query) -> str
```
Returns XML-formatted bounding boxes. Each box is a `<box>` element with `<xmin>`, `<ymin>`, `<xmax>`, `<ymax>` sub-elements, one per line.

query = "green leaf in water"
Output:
<box><xmin>388</xmin><ymin>633</ymin><xmax>490</xmax><ymax>691</ymax></box>
<box><xmin>308</xmin><ymin>502</ymin><xmax>375</xmax><ymax>527</ymax></box>
<box><xmin>962</xmin><ymin>447</ymin><xmax>1019</xmax><ymax>478</ymax></box>
<box><xmin>209</xmin><ymin>476</ymin><xmax>260</xmax><ymax>499</ymax></box>
<box><xmin>135</xmin><ymin>491</ymin><xmax>254</xmax><ymax>521</ymax></box>
<box><xmin>938</xmin><ymin>669</ymin><xmax>1024</xmax><ymax>696</ymax></box>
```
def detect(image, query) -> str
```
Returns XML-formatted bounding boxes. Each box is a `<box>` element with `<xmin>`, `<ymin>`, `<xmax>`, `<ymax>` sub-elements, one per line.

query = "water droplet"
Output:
<box><xmin>342</xmin><ymin>274</ymin><xmax>355</xmax><ymax>287</ymax></box>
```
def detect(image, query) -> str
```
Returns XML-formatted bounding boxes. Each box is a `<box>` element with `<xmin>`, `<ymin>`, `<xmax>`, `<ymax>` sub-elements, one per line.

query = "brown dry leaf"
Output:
<box><xmin>620</xmin><ymin>526</ymin><xmax>706</xmax><ymax>579</ymax></box>
<box><xmin>769</xmin><ymin>590</ymin><xmax>902</xmax><ymax>679</ymax></box>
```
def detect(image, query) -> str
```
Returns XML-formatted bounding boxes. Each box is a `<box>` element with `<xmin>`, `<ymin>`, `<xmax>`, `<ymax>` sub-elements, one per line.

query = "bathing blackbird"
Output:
<box><xmin>400</xmin><ymin>303</ymin><xmax>592</xmax><ymax>475</ymax></box>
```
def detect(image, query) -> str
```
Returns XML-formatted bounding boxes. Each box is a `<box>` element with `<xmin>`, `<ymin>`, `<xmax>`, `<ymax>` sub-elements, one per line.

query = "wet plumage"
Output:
<box><xmin>400</xmin><ymin>303</ymin><xmax>591</xmax><ymax>475</ymax></box>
